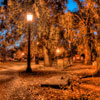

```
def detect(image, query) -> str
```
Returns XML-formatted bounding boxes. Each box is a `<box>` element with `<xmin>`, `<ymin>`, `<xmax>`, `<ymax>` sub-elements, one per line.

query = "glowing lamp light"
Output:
<box><xmin>56</xmin><ymin>49</ymin><xmax>60</xmax><ymax>53</ymax></box>
<box><xmin>22</xmin><ymin>53</ymin><xmax>24</xmax><ymax>56</ymax></box>
<box><xmin>27</xmin><ymin>14</ymin><xmax>33</xmax><ymax>21</ymax></box>
<box><xmin>37</xmin><ymin>42</ymin><xmax>39</xmax><ymax>45</ymax></box>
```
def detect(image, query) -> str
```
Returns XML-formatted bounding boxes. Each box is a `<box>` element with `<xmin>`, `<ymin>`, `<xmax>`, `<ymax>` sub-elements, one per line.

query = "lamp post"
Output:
<box><xmin>26</xmin><ymin>14</ymin><xmax>33</xmax><ymax>72</ymax></box>
<box><xmin>35</xmin><ymin>42</ymin><xmax>39</xmax><ymax>64</ymax></box>
<box><xmin>22</xmin><ymin>52</ymin><xmax>25</xmax><ymax>56</ymax></box>
<box><xmin>56</xmin><ymin>48</ymin><xmax>60</xmax><ymax>66</ymax></box>
<box><xmin>56</xmin><ymin>49</ymin><xmax>60</xmax><ymax>54</ymax></box>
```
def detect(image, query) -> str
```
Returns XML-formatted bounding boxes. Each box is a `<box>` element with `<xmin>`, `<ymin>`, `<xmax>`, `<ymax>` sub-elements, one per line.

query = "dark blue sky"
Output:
<box><xmin>0</xmin><ymin>0</ymin><xmax>3</xmax><ymax>6</ymax></box>
<box><xmin>0</xmin><ymin>0</ymin><xmax>78</xmax><ymax>12</ymax></box>
<box><xmin>67</xmin><ymin>0</ymin><xmax>78</xmax><ymax>12</ymax></box>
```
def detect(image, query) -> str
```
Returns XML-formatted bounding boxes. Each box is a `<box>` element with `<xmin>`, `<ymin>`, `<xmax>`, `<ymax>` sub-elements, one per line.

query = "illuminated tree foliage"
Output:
<box><xmin>34</xmin><ymin>0</ymin><xmax>67</xmax><ymax>66</ymax></box>
<box><xmin>0</xmin><ymin>0</ymin><xmax>99</xmax><ymax>66</ymax></box>
<box><xmin>0</xmin><ymin>0</ymin><xmax>67</xmax><ymax>66</ymax></box>
<box><xmin>72</xmin><ymin>0</ymin><xmax>99</xmax><ymax>64</ymax></box>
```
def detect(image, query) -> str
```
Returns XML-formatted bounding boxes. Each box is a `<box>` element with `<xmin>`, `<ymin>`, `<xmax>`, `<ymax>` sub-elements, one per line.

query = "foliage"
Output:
<box><xmin>0</xmin><ymin>0</ymin><xmax>99</xmax><ymax>64</ymax></box>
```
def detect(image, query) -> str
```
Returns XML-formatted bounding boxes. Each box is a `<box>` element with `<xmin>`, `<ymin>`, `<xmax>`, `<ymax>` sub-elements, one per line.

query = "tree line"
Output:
<box><xmin>0</xmin><ymin>0</ymin><xmax>100</xmax><ymax>66</ymax></box>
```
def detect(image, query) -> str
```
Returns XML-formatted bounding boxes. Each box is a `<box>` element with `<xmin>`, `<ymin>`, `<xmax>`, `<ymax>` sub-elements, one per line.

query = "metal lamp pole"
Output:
<box><xmin>26</xmin><ymin>14</ymin><xmax>33</xmax><ymax>72</ymax></box>
<box><xmin>56</xmin><ymin>48</ymin><xmax>60</xmax><ymax>67</ymax></box>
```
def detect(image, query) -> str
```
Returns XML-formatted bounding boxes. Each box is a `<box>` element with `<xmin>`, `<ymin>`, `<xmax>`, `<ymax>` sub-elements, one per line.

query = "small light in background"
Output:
<box><xmin>56</xmin><ymin>49</ymin><xmax>60</xmax><ymax>53</ymax></box>
<box><xmin>22</xmin><ymin>53</ymin><xmax>25</xmax><ymax>56</ymax></box>
<box><xmin>37</xmin><ymin>42</ymin><xmax>39</xmax><ymax>45</ymax></box>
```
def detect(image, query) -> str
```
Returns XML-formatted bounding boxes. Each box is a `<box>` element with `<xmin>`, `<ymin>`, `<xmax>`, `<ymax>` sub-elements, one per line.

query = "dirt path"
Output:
<box><xmin>0</xmin><ymin>69</ymin><xmax>67</xmax><ymax>100</ymax></box>
<box><xmin>0</xmin><ymin>63</ymin><xmax>100</xmax><ymax>100</ymax></box>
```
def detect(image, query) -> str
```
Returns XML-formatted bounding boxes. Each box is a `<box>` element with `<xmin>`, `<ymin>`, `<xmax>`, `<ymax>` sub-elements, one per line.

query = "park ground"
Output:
<box><xmin>0</xmin><ymin>62</ymin><xmax>100</xmax><ymax>100</ymax></box>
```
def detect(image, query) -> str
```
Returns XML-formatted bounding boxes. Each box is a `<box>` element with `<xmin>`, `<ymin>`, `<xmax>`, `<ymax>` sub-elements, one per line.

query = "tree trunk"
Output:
<box><xmin>43</xmin><ymin>46</ymin><xmax>51</xmax><ymax>66</ymax></box>
<box><xmin>49</xmin><ymin>53</ymin><xmax>52</xmax><ymax>66</ymax></box>
<box><xmin>35</xmin><ymin>56</ymin><xmax>39</xmax><ymax>64</ymax></box>
<box><xmin>84</xmin><ymin>42</ymin><xmax>91</xmax><ymax>64</ymax></box>
<box><xmin>84</xmin><ymin>19</ymin><xmax>92</xmax><ymax>64</ymax></box>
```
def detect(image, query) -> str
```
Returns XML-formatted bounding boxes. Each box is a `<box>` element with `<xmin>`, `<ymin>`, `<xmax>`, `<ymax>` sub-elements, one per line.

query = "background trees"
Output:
<box><xmin>72</xmin><ymin>0</ymin><xmax>99</xmax><ymax>64</ymax></box>
<box><xmin>0</xmin><ymin>0</ymin><xmax>99</xmax><ymax>65</ymax></box>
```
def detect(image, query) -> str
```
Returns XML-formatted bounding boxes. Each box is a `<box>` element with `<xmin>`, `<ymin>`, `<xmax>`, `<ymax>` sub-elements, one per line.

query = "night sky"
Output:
<box><xmin>0</xmin><ymin>0</ymin><xmax>3</xmax><ymax>6</ymax></box>
<box><xmin>67</xmin><ymin>0</ymin><xmax>78</xmax><ymax>12</ymax></box>
<box><xmin>0</xmin><ymin>0</ymin><xmax>78</xmax><ymax>12</ymax></box>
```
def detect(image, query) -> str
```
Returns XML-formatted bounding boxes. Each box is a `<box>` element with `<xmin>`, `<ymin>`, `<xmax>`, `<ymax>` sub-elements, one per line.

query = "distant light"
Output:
<box><xmin>94</xmin><ymin>32</ymin><xmax>97</xmax><ymax>35</ymax></box>
<box><xmin>27</xmin><ymin>14</ymin><xmax>33</xmax><ymax>21</ymax></box>
<box><xmin>56</xmin><ymin>49</ymin><xmax>60</xmax><ymax>53</ymax></box>
<box><xmin>22</xmin><ymin>53</ymin><xmax>25</xmax><ymax>56</ymax></box>
<box><xmin>37</xmin><ymin>42</ymin><xmax>39</xmax><ymax>45</ymax></box>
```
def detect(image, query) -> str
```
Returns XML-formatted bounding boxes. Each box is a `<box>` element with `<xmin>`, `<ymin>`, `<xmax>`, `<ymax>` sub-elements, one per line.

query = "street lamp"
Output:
<box><xmin>56</xmin><ymin>49</ymin><xmax>60</xmax><ymax>53</ymax></box>
<box><xmin>35</xmin><ymin>42</ymin><xmax>39</xmax><ymax>64</ymax></box>
<box><xmin>26</xmin><ymin>13</ymin><xmax>33</xmax><ymax>72</ymax></box>
<box><xmin>56</xmin><ymin>48</ymin><xmax>60</xmax><ymax>66</ymax></box>
<box><xmin>36</xmin><ymin>42</ymin><xmax>39</xmax><ymax>45</ymax></box>
<box><xmin>22</xmin><ymin>53</ymin><xmax>25</xmax><ymax>56</ymax></box>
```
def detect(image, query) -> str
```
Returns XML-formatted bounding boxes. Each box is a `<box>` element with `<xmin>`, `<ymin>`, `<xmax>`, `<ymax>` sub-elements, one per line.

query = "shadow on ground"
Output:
<box><xmin>19</xmin><ymin>70</ymin><xmax>66</xmax><ymax>77</ymax></box>
<box><xmin>0</xmin><ymin>76</ymin><xmax>15</xmax><ymax>84</ymax></box>
<box><xmin>0</xmin><ymin>70</ymin><xmax>18</xmax><ymax>84</ymax></box>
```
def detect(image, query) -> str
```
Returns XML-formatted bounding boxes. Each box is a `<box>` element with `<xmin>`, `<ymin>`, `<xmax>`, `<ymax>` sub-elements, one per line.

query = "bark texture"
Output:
<box><xmin>43</xmin><ymin>46</ymin><xmax>51</xmax><ymax>66</ymax></box>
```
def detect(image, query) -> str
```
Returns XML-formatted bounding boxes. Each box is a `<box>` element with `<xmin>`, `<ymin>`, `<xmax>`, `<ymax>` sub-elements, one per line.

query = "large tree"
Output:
<box><xmin>31</xmin><ymin>0</ymin><xmax>67</xmax><ymax>66</ymax></box>
<box><xmin>0</xmin><ymin>0</ymin><xmax>67</xmax><ymax>66</ymax></box>
<box><xmin>72</xmin><ymin>0</ymin><xmax>99</xmax><ymax>64</ymax></box>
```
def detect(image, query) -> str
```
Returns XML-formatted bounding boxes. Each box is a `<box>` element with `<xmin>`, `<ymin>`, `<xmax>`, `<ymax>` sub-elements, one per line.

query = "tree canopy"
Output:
<box><xmin>0</xmin><ymin>0</ymin><xmax>99</xmax><ymax>65</ymax></box>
